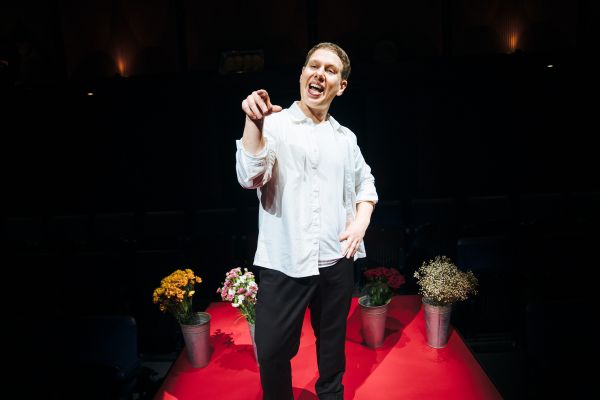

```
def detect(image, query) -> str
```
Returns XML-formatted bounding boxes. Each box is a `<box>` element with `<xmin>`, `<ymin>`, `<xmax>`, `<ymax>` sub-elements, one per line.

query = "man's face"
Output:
<box><xmin>299</xmin><ymin>48</ymin><xmax>347</xmax><ymax>114</ymax></box>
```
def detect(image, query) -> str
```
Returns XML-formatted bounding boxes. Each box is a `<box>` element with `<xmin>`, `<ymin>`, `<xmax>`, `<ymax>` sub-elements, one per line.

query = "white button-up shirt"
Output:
<box><xmin>235</xmin><ymin>102</ymin><xmax>378</xmax><ymax>277</ymax></box>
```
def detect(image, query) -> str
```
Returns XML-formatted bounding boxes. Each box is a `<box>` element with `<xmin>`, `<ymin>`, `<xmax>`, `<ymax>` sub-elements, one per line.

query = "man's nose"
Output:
<box><xmin>315</xmin><ymin>68</ymin><xmax>325</xmax><ymax>79</ymax></box>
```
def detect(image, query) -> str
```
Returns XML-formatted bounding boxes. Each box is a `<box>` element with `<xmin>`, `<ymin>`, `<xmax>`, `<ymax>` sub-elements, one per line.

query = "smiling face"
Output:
<box><xmin>299</xmin><ymin>48</ymin><xmax>348</xmax><ymax>120</ymax></box>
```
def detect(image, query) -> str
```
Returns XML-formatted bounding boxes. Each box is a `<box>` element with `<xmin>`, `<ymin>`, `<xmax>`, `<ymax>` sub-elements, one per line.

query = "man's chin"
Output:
<box><xmin>303</xmin><ymin>97</ymin><xmax>327</xmax><ymax>109</ymax></box>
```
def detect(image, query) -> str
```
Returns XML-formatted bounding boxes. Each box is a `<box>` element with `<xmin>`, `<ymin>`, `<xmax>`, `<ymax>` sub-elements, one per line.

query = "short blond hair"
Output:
<box><xmin>304</xmin><ymin>42</ymin><xmax>351</xmax><ymax>80</ymax></box>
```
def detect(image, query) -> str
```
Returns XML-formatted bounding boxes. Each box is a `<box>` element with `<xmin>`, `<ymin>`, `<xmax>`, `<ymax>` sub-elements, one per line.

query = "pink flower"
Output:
<box><xmin>219</xmin><ymin>267</ymin><xmax>259</xmax><ymax>325</ymax></box>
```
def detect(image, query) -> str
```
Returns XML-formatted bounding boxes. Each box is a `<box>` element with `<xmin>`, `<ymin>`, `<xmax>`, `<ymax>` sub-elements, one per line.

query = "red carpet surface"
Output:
<box><xmin>155</xmin><ymin>295</ymin><xmax>501</xmax><ymax>400</ymax></box>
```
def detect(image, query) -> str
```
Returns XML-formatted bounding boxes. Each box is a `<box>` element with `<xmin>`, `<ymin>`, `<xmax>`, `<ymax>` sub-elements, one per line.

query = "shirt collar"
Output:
<box><xmin>289</xmin><ymin>101</ymin><xmax>343</xmax><ymax>133</ymax></box>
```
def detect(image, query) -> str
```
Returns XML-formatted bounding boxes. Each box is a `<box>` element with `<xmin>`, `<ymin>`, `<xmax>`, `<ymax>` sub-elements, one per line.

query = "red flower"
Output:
<box><xmin>363</xmin><ymin>267</ymin><xmax>405</xmax><ymax>289</ymax></box>
<box><xmin>362</xmin><ymin>267</ymin><xmax>405</xmax><ymax>306</ymax></box>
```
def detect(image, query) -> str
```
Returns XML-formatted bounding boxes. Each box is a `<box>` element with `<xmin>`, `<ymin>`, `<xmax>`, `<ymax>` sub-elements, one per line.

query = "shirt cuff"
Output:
<box><xmin>357</xmin><ymin>200</ymin><xmax>377</xmax><ymax>207</ymax></box>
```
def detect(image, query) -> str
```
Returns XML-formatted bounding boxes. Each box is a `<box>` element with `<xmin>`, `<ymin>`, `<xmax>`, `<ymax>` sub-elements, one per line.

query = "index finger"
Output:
<box><xmin>252</xmin><ymin>91</ymin><xmax>270</xmax><ymax>113</ymax></box>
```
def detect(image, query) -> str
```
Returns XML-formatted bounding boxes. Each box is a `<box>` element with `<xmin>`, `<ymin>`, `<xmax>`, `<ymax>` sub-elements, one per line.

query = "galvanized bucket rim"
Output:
<box><xmin>181</xmin><ymin>311</ymin><xmax>211</xmax><ymax>327</ymax></box>
<box><xmin>358</xmin><ymin>295</ymin><xmax>391</xmax><ymax>309</ymax></box>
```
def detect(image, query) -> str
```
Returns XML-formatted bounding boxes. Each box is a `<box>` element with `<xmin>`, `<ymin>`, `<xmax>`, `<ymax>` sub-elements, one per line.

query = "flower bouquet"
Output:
<box><xmin>217</xmin><ymin>267</ymin><xmax>258</xmax><ymax>324</ymax></box>
<box><xmin>152</xmin><ymin>268</ymin><xmax>203</xmax><ymax>325</ymax></box>
<box><xmin>362</xmin><ymin>266</ymin><xmax>405</xmax><ymax>307</ymax></box>
<box><xmin>413</xmin><ymin>255</ymin><xmax>478</xmax><ymax>306</ymax></box>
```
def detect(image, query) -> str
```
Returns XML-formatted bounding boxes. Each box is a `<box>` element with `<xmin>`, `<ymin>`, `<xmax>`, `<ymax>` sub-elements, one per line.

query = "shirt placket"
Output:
<box><xmin>307</xmin><ymin>125</ymin><xmax>320</xmax><ymax>268</ymax></box>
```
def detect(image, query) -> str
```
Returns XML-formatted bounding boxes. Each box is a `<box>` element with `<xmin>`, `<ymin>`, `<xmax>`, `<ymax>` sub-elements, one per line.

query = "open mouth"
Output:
<box><xmin>308</xmin><ymin>83</ymin><xmax>324</xmax><ymax>97</ymax></box>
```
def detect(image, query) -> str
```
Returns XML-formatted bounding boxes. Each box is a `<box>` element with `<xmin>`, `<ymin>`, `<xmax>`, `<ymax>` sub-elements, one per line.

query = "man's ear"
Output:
<box><xmin>337</xmin><ymin>80</ymin><xmax>348</xmax><ymax>96</ymax></box>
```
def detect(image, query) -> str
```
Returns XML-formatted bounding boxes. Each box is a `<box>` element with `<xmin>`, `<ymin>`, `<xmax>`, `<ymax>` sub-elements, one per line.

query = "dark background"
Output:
<box><xmin>2</xmin><ymin>1</ymin><xmax>598</xmax><ymax>399</ymax></box>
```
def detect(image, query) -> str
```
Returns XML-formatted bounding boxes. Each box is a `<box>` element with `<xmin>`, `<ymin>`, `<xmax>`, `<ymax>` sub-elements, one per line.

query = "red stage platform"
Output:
<box><xmin>155</xmin><ymin>295</ymin><xmax>501</xmax><ymax>399</ymax></box>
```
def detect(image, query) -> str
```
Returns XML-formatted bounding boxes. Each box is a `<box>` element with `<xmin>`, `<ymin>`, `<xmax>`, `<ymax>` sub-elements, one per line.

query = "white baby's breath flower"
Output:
<box><xmin>414</xmin><ymin>256</ymin><xmax>478</xmax><ymax>306</ymax></box>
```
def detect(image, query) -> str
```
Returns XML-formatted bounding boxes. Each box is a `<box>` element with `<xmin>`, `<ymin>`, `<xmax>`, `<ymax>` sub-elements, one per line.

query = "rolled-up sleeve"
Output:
<box><xmin>235</xmin><ymin>139</ymin><xmax>271</xmax><ymax>189</ymax></box>
<box><xmin>235</xmin><ymin>115</ymin><xmax>280</xmax><ymax>189</ymax></box>
<box><xmin>353</xmin><ymin>142</ymin><xmax>378</xmax><ymax>205</ymax></box>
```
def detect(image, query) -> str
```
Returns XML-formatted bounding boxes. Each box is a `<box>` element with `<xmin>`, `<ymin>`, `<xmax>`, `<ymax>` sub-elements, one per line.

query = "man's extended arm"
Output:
<box><xmin>235</xmin><ymin>89</ymin><xmax>282</xmax><ymax>189</ymax></box>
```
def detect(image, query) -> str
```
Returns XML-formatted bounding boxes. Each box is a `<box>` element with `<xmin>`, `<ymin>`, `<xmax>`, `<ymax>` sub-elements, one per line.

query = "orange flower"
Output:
<box><xmin>152</xmin><ymin>268</ymin><xmax>203</xmax><ymax>324</ymax></box>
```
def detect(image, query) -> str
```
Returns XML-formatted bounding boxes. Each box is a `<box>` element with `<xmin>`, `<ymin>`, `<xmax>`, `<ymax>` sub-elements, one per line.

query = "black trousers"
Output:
<box><xmin>255</xmin><ymin>258</ymin><xmax>354</xmax><ymax>400</ymax></box>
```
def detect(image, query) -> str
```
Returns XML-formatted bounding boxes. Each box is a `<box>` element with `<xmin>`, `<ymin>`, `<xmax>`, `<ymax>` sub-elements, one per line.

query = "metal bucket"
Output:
<box><xmin>423</xmin><ymin>302</ymin><xmax>452</xmax><ymax>348</ymax></box>
<box><xmin>180</xmin><ymin>312</ymin><xmax>211</xmax><ymax>368</ymax></box>
<box><xmin>358</xmin><ymin>296</ymin><xmax>390</xmax><ymax>349</ymax></box>
<box><xmin>248</xmin><ymin>322</ymin><xmax>258</xmax><ymax>364</ymax></box>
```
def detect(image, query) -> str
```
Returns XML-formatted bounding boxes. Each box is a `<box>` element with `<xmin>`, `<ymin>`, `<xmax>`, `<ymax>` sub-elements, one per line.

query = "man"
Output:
<box><xmin>235</xmin><ymin>42</ymin><xmax>378</xmax><ymax>400</ymax></box>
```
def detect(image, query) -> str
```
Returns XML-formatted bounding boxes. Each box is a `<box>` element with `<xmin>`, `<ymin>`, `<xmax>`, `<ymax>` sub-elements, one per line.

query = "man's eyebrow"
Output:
<box><xmin>310</xmin><ymin>59</ymin><xmax>338</xmax><ymax>68</ymax></box>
